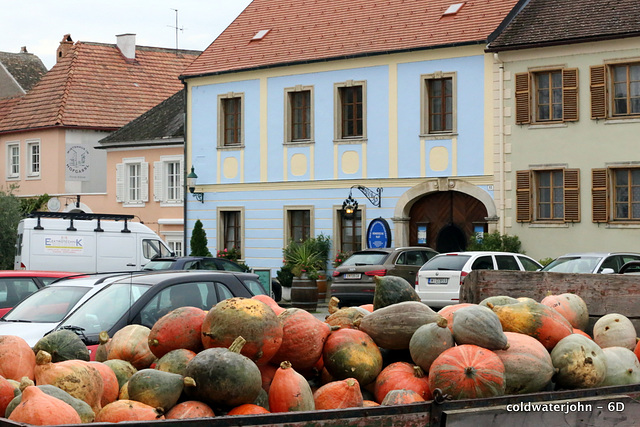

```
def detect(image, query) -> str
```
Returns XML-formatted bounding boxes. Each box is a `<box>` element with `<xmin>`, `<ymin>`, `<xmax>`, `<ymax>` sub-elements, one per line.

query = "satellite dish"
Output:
<box><xmin>47</xmin><ymin>197</ymin><xmax>61</xmax><ymax>212</ymax></box>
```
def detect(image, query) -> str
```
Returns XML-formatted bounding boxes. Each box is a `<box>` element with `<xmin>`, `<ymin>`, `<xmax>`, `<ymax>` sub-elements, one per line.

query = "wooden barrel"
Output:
<box><xmin>291</xmin><ymin>277</ymin><xmax>318</xmax><ymax>311</ymax></box>
<box><xmin>316</xmin><ymin>271</ymin><xmax>327</xmax><ymax>303</ymax></box>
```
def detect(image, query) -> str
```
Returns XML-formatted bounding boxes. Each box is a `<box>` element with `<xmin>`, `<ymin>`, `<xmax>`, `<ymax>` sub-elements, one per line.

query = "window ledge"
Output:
<box><xmin>528</xmin><ymin>123</ymin><xmax>568</xmax><ymax>129</ymax></box>
<box><xmin>160</xmin><ymin>202</ymin><xmax>184</xmax><ymax>208</ymax></box>
<box><xmin>26</xmin><ymin>175</ymin><xmax>41</xmax><ymax>180</ymax></box>
<box><xmin>604</xmin><ymin>118</ymin><xmax>640</xmax><ymax>125</ymax></box>
<box><xmin>420</xmin><ymin>133</ymin><xmax>458</xmax><ymax>140</ymax></box>
<box><xmin>284</xmin><ymin>140</ymin><xmax>315</xmax><ymax>146</ymax></box>
<box><xmin>528</xmin><ymin>223</ymin><xmax>570</xmax><ymax>228</ymax></box>
<box><xmin>217</xmin><ymin>145</ymin><xmax>244</xmax><ymax>150</ymax></box>
<box><xmin>334</xmin><ymin>138</ymin><xmax>367</xmax><ymax>145</ymax></box>
<box><xmin>604</xmin><ymin>222</ymin><xmax>640</xmax><ymax>229</ymax></box>
<box><xmin>123</xmin><ymin>202</ymin><xmax>146</xmax><ymax>208</ymax></box>
<box><xmin>6</xmin><ymin>176</ymin><xmax>19</xmax><ymax>181</ymax></box>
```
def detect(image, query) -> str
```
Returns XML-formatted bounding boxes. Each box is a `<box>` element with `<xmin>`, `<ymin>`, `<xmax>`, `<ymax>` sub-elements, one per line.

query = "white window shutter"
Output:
<box><xmin>141</xmin><ymin>162</ymin><xmax>149</xmax><ymax>202</ymax></box>
<box><xmin>153</xmin><ymin>161</ymin><xmax>163</xmax><ymax>202</ymax></box>
<box><xmin>116</xmin><ymin>163</ymin><xmax>124</xmax><ymax>202</ymax></box>
<box><xmin>179</xmin><ymin>159</ymin><xmax>184</xmax><ymax>201</ymax></box>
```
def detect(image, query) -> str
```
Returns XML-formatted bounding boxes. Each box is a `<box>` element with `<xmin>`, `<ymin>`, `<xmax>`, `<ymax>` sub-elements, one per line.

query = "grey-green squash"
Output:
<box><xmin>372</xmin><ymin>275</ymin><xmax>421</xmax><ymax>310</ymax></box>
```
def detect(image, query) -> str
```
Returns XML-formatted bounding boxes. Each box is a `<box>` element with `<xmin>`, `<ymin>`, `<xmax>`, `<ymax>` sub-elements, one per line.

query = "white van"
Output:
<box><xmin>15</xmin><ymin>212</ymin><xmax>173</xmax><ymax>272</ymax></box>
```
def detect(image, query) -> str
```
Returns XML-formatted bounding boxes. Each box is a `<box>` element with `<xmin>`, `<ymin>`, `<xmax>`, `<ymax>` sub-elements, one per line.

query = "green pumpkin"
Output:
<box><xmin>127</xmin><ymin>369</ymin><xmax>196</xmax><ymax>413</ymax></box>
<box><xmin>103</xmin><ymin>359</ymin><xmax>138</xmax><ymax>390</ymax></box>
<box><xmin>32</xmin><ymin>329</ymin><xmax>90</xmax><ymax>362</ymax></box>
<box><xmin>373</xmin><ymin>275</ymin><xmax>421</xmax><ymax>310</ymax></box>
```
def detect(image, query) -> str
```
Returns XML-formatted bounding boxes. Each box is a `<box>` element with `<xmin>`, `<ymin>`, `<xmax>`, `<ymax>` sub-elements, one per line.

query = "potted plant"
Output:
<box><xmin>282</xmin><ymin>239</ymin><xmax>323</xmax><ymax>310</ymax></box>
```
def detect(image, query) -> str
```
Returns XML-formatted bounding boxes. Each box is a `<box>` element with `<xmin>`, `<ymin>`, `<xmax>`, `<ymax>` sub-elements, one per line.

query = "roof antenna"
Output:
<box><xmin>168</xmin><ymin>8</ymin><xmax>184</xmax><ymax>56</ymax></box>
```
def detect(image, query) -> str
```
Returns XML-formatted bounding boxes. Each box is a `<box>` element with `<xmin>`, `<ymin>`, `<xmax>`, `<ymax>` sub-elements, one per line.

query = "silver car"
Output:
<box><xmin>541</xmin><ymin>252</ymin><xmax>640</xmax><ymax>274</ymax></box>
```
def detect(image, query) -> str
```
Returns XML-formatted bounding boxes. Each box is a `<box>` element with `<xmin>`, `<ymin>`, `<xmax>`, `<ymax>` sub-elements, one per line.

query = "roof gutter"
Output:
<box><xmin>486</xmin><ymin>31</ymin><xmax>640</xmax><ymax>53</ymax></box>
<box><xmin>179</xmin><ymin>39</ymin><xmax>487</xmax><ymax>81</ymax></box>
<box><xmin>0</xmin><ymin>124</ymin><xmax>118</xmax><ymax>135</ymax></box>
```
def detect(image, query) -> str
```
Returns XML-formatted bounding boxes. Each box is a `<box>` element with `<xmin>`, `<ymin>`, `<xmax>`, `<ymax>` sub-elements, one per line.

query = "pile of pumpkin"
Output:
<box><xmin>1</xmin><ymin>274</ymin><xmax>640</xmax><ymax>425</ymax></box>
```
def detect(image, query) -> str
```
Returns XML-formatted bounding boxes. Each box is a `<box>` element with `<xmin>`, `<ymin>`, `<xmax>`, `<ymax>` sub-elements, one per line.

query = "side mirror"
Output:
<box><xmin>600</xmin><ymin>268</ymin><xmax>615</xmax><ymax>274</ymax></box>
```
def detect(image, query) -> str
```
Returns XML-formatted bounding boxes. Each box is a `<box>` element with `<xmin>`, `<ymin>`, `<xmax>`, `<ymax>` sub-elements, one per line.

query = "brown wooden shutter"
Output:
<box><xmin>515</xmin><ymin>72</ymin><xmax>531</xmax><ymax>125</ymax></box>
<box><xmin>592</xmin><ymin>168</ymin><xmax>609</xmax><ymax>222</ymax></box>
<box><xmin>562</xmin><ymin>68</ymin><xmax>579</xmax><ymax>122</ymax></box>
<box><xmin>563</xmin><ymin>169</ymin><xmax>580</xmax><ymax>222</ymax></box>
<box><xmin>590</xmin><ymin>65</ymin><xmax>606</xmax><ymax>119</ymax></box>
<box><xmin>516</xmin><ymin>170</ymin><xmax>533</xmax><ymax>222</ymax></box>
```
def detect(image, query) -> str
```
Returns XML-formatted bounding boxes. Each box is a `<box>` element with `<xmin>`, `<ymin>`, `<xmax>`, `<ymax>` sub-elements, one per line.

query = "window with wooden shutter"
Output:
<box><xmin>562</xmin><ymin>69</ymin><xmax>579</xmax><ymax>122</ymax></box>
<box><xmin>563</xmin><ymin>169</ymin><xmax>580</xmax><ymax>222</ymax></box>
<box><xmin>516</xmin><ymin>170</ymin><xmax>532</xmax><ymax>222</ymax></box>
<box><xmin>592</xmin><ymin>168</ymin><xmax>608</xmax><ymax>222</ymax></box>
<box><xmin>515</xmin><ymin>73</ymin><xmax>531</xmax><ymax>125</ymax></box>
<box><xmin>590</xmin><ymin>65</ymin><xmax>607</xmax><ymax>119</ymax></box>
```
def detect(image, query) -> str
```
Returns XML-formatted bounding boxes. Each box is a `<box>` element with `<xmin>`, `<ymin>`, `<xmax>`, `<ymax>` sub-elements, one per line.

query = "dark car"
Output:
<box><xmin>330</xmin><ymin>246</ymin><xmax>438</xmax><ymax>306</ymax></box>
<box><xmin>142</xmin><ymin>256</ymin><xmax>282</xmax><ymax>302</ymax></box>
<box><xmin>53</xmin><ymin>270</ymin><xmax>268</xmax><ymax>358</ymax></box>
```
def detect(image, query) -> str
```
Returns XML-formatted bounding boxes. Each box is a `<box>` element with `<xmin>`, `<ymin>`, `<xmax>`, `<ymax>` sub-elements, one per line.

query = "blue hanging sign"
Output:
<box><xmin>367</xmin><ymin>217</ymin><xmax>391</xmax><ymax>249</ymax></box>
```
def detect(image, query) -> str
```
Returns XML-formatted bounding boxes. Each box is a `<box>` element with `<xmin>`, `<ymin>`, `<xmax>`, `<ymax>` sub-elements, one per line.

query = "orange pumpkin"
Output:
<box><xmin>270</xmin><ymin>308</ymin><xmax>331</xmax><ymax>371</ymax></box>
<box><xmin>428</xmin><ymin>344</ymin><xmax>506</xmax><ymax>400</ymax></box>
<box><xmin>325</xmin><ymin>306</ymin><xmax>369</xmax><ymax>329</ymax></box>
<box><xmin>8</xmin><ymin>386</ymin><xmax>81</xmax><ymax>425</ymax></box>
<box><xmin>148</xmin><ymin>306</ymin><xmax>206</xmax><ymax>358</ymax></box>
<box><xmin>259</xmin><ymin>363</ymin><xmax>278</xmax><ymax>393</ymax></box>
<box><xmin>201</xmin><ymin>298</ymin><xmax>283</xmax><ymax>366</ymax></box>
<box><xmin>438</xmin><ymin>303</ymin><xmax>474</xmax><ymax>333</ymax></box>
<box><xmin>489</xmin><ymin>300</ymin><xmax>573</xmax><ymax>350</ymax></box>
<box><xmin>96</xmin><ymin>399</ymin><xmax>165</xmax><ymax>422</ymax></box>
<box><xmin>634</xmin><ymin>339</ymin><xmax>640</xmax><ymax>362</ymax></box>
<box><xmin>380</xmin><ymin>389</ymin><xmax>425</xmax><ymax>405</ymax></box>
<box><xmin>89</xmin><ymin>361</ymin><xmax>120</xmax><ymax>407</ymax></box>
<box><xmin>374</xmin><ymin>362</ymin><xmax>431</xmax><ymax>403</ymax></box>
<box><xmin>360</xmin><ymin>304</ymin><xmax>374</xmax><ymax>313</ymax></box>
<box><xmin>107</xmin><ymin>324</ymin><xmax>156</xmax><ymax>369</ymax></box>
<box><xmin>541</xmin><ymin>293</ymin><xmax>589</xmax><ymax>331</ymax></box>
<box><xmin>573</xmin><ymin>328</ymin><xmax>593</xmax><ymax>340</ymax></box>
<box><xmin>34</xmin><ymin>350</ymin><xmax>104</xmax><ymax>414</ymax></box>
<box><xmin>251</xmin><ymin>294</ymin><xmax>286</xmax><ymax>315</ymax></box>
<box><xmin>227</xmin><ymin>403</ymin><xmax>270</xmax><ymax>415</ymax></box>
<box><xmin>363</xmin><ymin>399</ymin><xmax>380</xmax><ymax>407</ymax></box>
<box><xmin>313</xmin><ymin>378</ymin><xmax>363</xmax><ymax>410</ymax></box>
<box><xmin>0</xmin><ymin>375</ymin><xmax>17</xmax><ymax>417</ymax></box>
<box><xmin>322</xmin><ymin>328</ymin><xmax>383</xmax><ymax>386</ymax></box>
<box><xmin>0</xmin><ymin>335</ymin><xmax>36</xmax><ymax>381</ymax></box>
<box><xmin>165</xmin><ymin>400</ymin><xmax>215</xmax><ymax>419</ymax></box>
<box><xmin>269</xmin><ymin>361</ymin><xmax>315</xmax><ymax>412</ymax></box>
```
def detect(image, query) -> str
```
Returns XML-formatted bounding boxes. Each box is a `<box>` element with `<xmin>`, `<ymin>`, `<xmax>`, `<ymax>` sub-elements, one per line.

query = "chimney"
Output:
<box><xmin>56</xmin><ymin>34</ymin><xmax>73</xmax><ymax>63</ymax></box>
<box><xmin>116</xmin><ymin>33</ymin><xmax>136</xmax><ymax>60</ymax></box>
<box><xmin>20</xmin><ymin>46</ymin><xmax>28</xmax><ymax>53</ymax></box>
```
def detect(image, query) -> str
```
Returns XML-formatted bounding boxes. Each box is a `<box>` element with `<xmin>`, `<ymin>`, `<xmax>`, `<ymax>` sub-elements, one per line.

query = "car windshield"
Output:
<box><xmin>57</xmin><ymin>283</ymin><xmax>149</xmax><ymax>336</ymax></box>
<box><xmin>3</xmin><ymin>286</ymin><xmax>90</xmax><ymax>323</ymax></box>
<box><xmin>142</xmin><ymin>260</ymin><xmax>175</xmax><ymax>271</ymax></box>
<box><xmin>420</xmin><ymin>255</ymin><xmax>471</xmax><ymax>271</ymax></box>
<box><xmin>542</xmin><ymin>257</ymin><xmax>600</xmax><ymax>273</ymax></box>
<box><xmin>341</xmin><ymin>252</ymin><xmax>389</xmax><ymax>266</ymax></box>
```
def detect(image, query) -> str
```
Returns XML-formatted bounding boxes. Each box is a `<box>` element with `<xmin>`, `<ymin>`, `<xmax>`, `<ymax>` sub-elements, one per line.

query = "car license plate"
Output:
<box><xmin>428</xmin><ymin>277</ymin><xmax>448</xmax><ymax>285</ymax></box>
<box><xmin>344</xmin><ymin>273</ymin><xmax>362</xmax><ymax>279</ymax></box>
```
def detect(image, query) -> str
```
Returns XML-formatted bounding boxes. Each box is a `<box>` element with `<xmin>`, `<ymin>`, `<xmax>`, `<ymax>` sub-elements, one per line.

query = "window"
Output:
<box><xmin>515</xmin><ymin>69</ymin><xmax>578</xmax><ymax>124</ymax></box>
<box><xmin>27</xmin><ymin>140</ymin><xmax>40</xmax><ymax>177</ymax></box>
<box><xmin>422</xmin><ymin>72</ymin><xmax>456</xmax><ymax>135</ymax></box>
<box><xmin>495</xmin><ymin>255</ymin><xmax>519</xmax><ymax>270</ymax></box>
<box><xmin>591</xmin><ymin>62</ymin><xmax>640</xmax><ymax>119</ymax></box>
<box><xmin>339</xmin><ymin>209</ymin><xmax>362</xmax><ymax>253</ymax></box>
<box><xmin>592</xmin><ymin>167</ymin><xmax>640</xmax><ymax>222</ymax></box>
<box><xmin>335</xmin><ymin>81</ymin><xmax>366</xmax><ymax>140</ymax></box>
<box><xmin>516</xmin><ymin>169</ymin><xmax>580</xmax><ymax>223</ymax></box>
<box><xmin>218</xmin><ymin>93</ymin><xmax>244</xmax><ymax>147</ymax></box>
<box><xmin>153</xmin><ymin>157</ymin><xmax>183</xmax><ymax>204</ymax></box>
<box><xmin>287</xmin><ymin>209</ymin><xmax>311</xmax><ymax>242</ymax></box>
<box><xmin>220</xmin><ymin>210</ymin><xmax>242</xmax><ymax>253</ymax></box>
<box><xmin>6</xmin><ymin>142</ymin><xmax>19</xmax><ymax>178</ymax></box>
<box><xmin>116</xmin><ymin>158</ymin><xmax>148</xmax><ymax>205</ymax></box>
<box><xmin>285</xmin><ymin>87</ymin><xmax>313</xmax><ymax>142</ymax></box>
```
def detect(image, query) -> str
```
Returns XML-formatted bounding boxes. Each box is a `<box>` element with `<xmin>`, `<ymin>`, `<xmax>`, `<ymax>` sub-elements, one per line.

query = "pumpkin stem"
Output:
<box><xmin>328</xmin><ymin>297</ymin><xmax>340</xmax><ymax>314</ymax></box>
<box><xmin>280</xmin><ymin>360</ymin><xmax>293</xmax><ymax>370</ymax></box>
<box><xmin>346</xmin><ymin>378</ymin><xmax>357</xmax><ymax>387</ymax></box>
<box><xmin>19</xmin><ymin>376</ymin><xmax>34</xmax><ymax>391</ymax></box>
<box><xmin>35</xmin><ymin>350</ymin><xmax>52</xmax><ymax>365</ymax></box>
<box><xmin>413</xmin><ymin>366</ymin><xmax>425</xmax><ymax>378</ymax></box>
<box><xmin>436</xmin><ymin>316</ymin><xmax>448</xmax><ymax>328</ymax></box>
<box><xmin>98</xmin><ymin>331</ymin><xmax>110</xmax><ymax>345</ymax></box>
<box><xmin>464</xmin><ymin>366</ymin><xmax>476</xmax><ymax>378</ymax></box>
<box><xmin>183</xmin><ymin>376</ymin><xmax>197</xmax><ymax>388</ymax></box>
<box><xmin>486</xmin><ymin>302</ymin><xmax>495</xmax><ymax>310</ymax></box>
<box><xmin>229</xmin><ymin>336</ymin><xmax>247</xmax><ymax>354</ymax></box>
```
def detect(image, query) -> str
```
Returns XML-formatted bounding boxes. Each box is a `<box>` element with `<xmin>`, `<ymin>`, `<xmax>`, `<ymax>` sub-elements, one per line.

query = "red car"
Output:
<box><xmin>0</xmin><ymin>271</ymin><xmax>78</xmax><ymax>317</ymax></box>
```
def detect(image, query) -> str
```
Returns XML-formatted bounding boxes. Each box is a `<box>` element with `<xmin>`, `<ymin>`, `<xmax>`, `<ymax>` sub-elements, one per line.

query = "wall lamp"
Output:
<box><xmin>342</xmin><ymin>185</ymin><xmax>382</xmax><ymax>219</ymax></box>
<box><xmin>186</xmin><ymin>166</ymin><xmax>204</xmax><ymax>203</ymax></box>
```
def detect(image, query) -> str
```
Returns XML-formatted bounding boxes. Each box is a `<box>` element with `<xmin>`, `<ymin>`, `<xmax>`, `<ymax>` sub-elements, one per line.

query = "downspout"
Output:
<box><xmin>182</xmin><ymin>81</ymin><xmax>188</xmax><ymax>255</ymax></box>
<box><xmin>494</xmin><ymin>52</ymin><xmax>506</xmax><ymax>235</ymax></box>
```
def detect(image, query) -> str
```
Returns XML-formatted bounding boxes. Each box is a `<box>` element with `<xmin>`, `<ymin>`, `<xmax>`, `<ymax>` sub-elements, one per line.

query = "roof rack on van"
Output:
<box><xmin>27</xmin><ymin>211</ymin><xmax>136</xmax><ymax>233</ymax></box>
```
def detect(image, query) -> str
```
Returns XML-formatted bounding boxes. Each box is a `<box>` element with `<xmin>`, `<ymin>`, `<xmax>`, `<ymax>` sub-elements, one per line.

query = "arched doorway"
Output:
<box><xmin>408</xmin><ymin>190</ymin><xmax>488</xmax><ymax>253</ymax></box>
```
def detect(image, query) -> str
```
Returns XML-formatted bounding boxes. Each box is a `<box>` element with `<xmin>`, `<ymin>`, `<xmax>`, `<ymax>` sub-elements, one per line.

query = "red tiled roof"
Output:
<box><xmin>181</xmin><ymin>0</ymin><xmax>520</xmax><ymax>78</ymax></box>
<box><xmin>0</xmin><ymin>96</ymin><xmax>21</xmax><ymax>119</ymax></box>
<box><xmin>0</xmin><ymin>41</ymin><xmax>200</xmax><ymax>132</ymax></box>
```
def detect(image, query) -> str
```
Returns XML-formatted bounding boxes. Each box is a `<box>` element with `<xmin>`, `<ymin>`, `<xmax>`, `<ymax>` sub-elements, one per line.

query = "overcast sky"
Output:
<box><xmin>0</xmin><ymin>0</ymin><xmax>253</xmax><ymax>69</ymax></box>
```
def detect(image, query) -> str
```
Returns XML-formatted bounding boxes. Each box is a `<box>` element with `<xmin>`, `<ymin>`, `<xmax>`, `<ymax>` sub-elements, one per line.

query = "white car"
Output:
<box><xmin>416</xmin><ymin>251</ymin><xmax>542</xmax><ymax>309</ymax></box>
<box><xmin>541</xmin><ymin>252</ymin><xmax>640</xmax><ymax>274</ymax></box>
<box><xmin>0</xmin><ymin>272</ymin><xmax>145</xmax><ymax>346</ymax></box>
